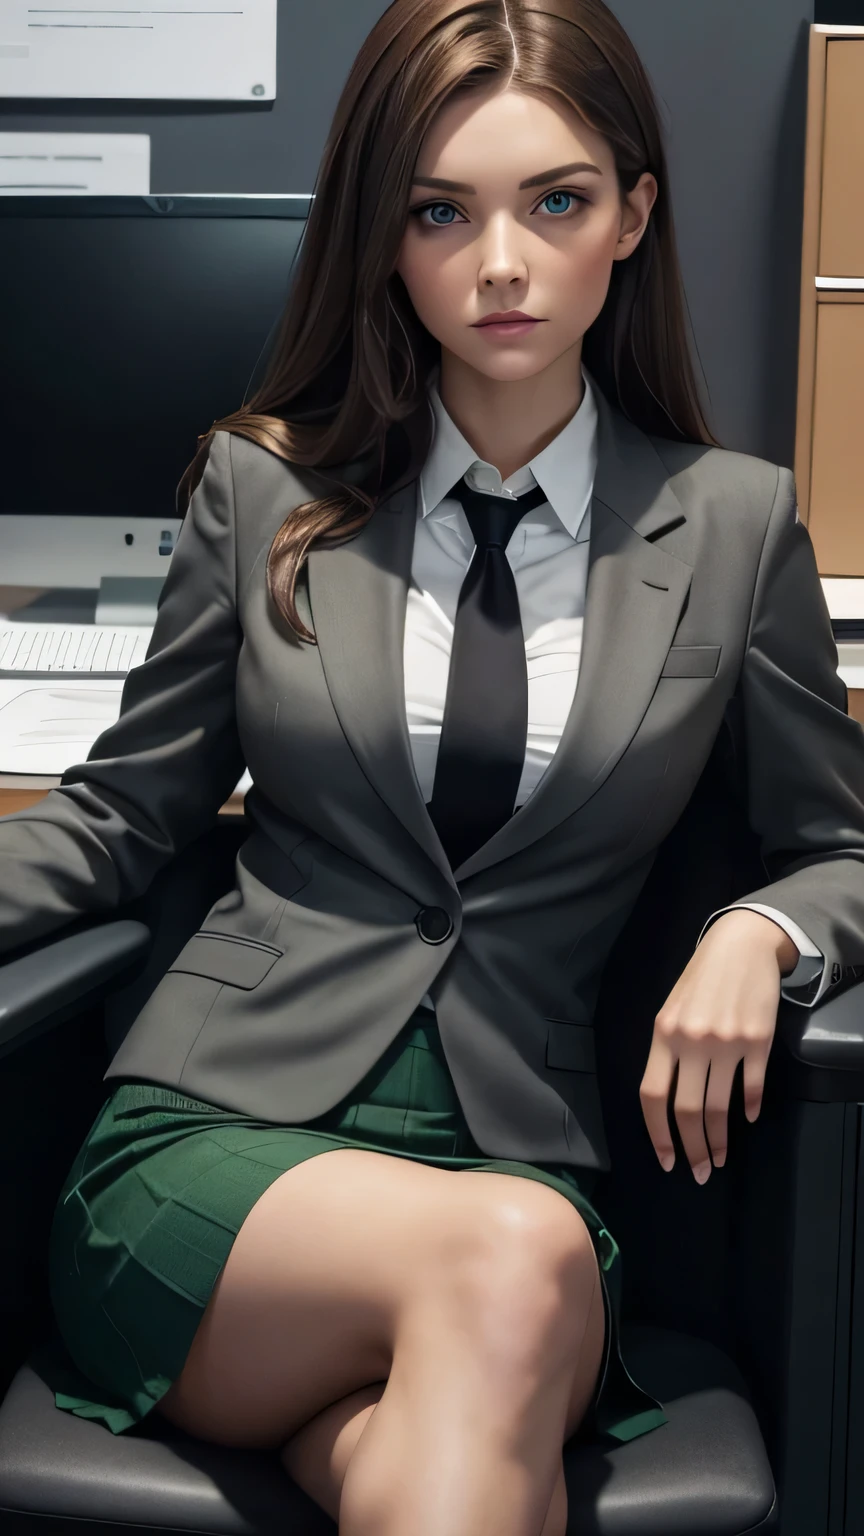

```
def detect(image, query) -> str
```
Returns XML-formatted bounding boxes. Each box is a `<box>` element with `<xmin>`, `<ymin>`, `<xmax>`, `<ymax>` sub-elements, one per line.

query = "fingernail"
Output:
<box><xmin>693</xmin><ymin>1161</ymin><xmax>711</xmax><ymax>1184</ymax></box>
<box><xmin>658</xmin><ymin>1152</ymin><xmax>674</xmax><ymax>1172</ymax></box>
<box><xmin>714</xmin><ymin>1152</ymin><xmax>726</xmax><ymax>1169</ymax></box>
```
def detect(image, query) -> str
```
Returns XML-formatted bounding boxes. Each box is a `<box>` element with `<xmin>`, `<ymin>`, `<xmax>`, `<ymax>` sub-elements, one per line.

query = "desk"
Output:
<box><xmin>0</xmin><ymin>585</ymin><xmax>245</xmax><ymax>818</ymax></box>
<box><xmin>3</xmin><ymin>586</ymin><xmax>864</xmax><ymax>819</ymax></box>
<box><xmin>0</xmin><ymin>780</ymin><xmax>246</xmax><ymax>819</ymax></box>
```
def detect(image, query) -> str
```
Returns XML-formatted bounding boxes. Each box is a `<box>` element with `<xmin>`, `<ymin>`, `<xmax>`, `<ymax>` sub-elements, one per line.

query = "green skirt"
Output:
<box><xmin>46</xmin><ymin>1005</ymin><xmax>668</xmax><ymax>1444</ymax></box>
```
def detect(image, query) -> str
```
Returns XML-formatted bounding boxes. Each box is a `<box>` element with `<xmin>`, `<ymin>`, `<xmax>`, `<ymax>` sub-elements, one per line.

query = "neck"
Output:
<box><xmin>438</xmin><ymin>343</ymin><xmax>585</xmax><ymax>482</ymax></box>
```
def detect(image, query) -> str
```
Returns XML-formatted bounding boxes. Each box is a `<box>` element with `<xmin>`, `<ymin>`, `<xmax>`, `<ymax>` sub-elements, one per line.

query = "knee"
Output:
<box><xmin>431</xmin><ymin>1185</ymin><xmax>600</xmax><ymax>1362</ymax></box>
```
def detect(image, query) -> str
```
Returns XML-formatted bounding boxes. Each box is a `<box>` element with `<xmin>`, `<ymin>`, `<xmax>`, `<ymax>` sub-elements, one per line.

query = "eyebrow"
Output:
<box><xmin>411</xmin><ymin>161</ymin><xmax>602</xmax><ymax>193</ymax></box>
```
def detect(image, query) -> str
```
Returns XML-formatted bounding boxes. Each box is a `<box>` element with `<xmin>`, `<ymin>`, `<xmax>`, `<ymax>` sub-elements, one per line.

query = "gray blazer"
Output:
<box><xmin>3</xmin><ymin>379</ymin><xmax>864</xmax><ymax>1169</ymax></box>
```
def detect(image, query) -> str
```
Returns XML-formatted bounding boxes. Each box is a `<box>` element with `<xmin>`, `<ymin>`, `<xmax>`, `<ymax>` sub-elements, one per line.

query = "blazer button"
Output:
<box><xmin>415</xmin><ymin>906</ymin><xmax>454</xmax><ymax>944</ymax></box>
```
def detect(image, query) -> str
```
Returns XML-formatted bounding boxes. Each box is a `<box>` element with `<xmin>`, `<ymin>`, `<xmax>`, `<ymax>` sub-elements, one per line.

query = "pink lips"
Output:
<box><xmin>472</xmin><ymin>310</ymin><xmax>544</xmax><ymax>338</ymax></box>
<box><xmin>470</xmin><ymin>316</ymin><xmax>538</xmax><ymax>334</ymax></box>
<box><xmin>473</xmin><ymin>310</ymin><xmax>539</xmax><ymax>325</ymax></box>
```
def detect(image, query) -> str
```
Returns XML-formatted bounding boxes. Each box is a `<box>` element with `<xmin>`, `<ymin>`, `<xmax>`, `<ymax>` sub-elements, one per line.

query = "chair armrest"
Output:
<box><xmin>776</xmin><ymin>976</ymin><xmax>864</xmax><ymax>1101</ymax></box>
<box><xmin>778</xmin><ymin>976</ymin><xmax>864</xmax><ymax>1069</ymax></box>
<box><xmin>0</xmin><ymin>920</ymin><xmax>152</xmax><ymax>1062</ymax></box>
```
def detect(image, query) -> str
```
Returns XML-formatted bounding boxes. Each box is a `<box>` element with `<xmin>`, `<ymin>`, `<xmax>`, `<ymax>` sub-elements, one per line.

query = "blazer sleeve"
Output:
<box><xmin>696</xmin><ymin>464</ymin><xmax>864</xmax><ymax>1004</ymax></box>
<box><xmin>0</xmin><ymin>430</ymin><xmax>245</xmax><ymax>956</ymax></box>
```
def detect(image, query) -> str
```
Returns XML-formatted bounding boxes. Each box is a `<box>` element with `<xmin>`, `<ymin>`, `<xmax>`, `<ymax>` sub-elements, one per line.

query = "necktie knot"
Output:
<box><xmin>449</xmin><ymin>478</ymin><xmax>548</xmax><ymax>553</ymax></box>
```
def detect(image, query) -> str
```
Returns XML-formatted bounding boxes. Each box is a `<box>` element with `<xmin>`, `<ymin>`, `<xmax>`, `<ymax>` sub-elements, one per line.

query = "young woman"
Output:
<box><xmin>4</xmin><ymin>2</ymin><xmax>864</xmax><ymax>1534</ymax></box>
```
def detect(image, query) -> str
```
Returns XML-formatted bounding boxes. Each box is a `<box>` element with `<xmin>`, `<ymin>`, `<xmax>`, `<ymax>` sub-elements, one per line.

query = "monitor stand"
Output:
<box><xmin>3</xmin><ymin>577</ymin><xmax>164</xmax><ymax>627</ymax></box>
<box><xmin>95</xmin><ymin>575</ymin><xmax>164</xmax><ymax>625</ymax></box>
<box><xmin>2</xmin><ymin>589</ymin><xmax>97</xmax><ymax>624</ymax></box>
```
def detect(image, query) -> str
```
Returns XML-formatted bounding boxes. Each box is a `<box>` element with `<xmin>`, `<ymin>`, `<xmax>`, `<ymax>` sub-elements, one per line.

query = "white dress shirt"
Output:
<box><xmin>406</xmin><ymin>369</ymin><xmax>825</xmax><ymax>1011</ymax></box>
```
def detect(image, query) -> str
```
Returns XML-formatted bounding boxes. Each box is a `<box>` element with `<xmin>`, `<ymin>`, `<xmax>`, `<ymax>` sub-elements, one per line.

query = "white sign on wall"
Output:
<box><xmin>0</xmin><ymin>1</ymin><xmax>277</xmax><ymax>101</ymax></box>
<box><xmin>0</xmin><ymin>132</ymin><xmax>150</xmax><ymax>194</ymax></box>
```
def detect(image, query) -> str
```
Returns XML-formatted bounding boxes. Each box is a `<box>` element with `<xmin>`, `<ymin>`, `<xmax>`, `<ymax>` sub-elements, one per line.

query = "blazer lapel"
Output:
<box><xmin>306</xmin><ymin>481</ymin><xmax>456</xmax><ymax>885</ymax></box>
<box><xmin>306</xmin><ymin>380</ymin><xmax>693</xmax><ymax>886</ymax></box>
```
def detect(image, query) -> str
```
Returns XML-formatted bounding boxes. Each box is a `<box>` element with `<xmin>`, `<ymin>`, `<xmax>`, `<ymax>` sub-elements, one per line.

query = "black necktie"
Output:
<box><xmin>427</xmin><ymin>476</ymin><xmax>548</xmax><ymax>870</ymax></box>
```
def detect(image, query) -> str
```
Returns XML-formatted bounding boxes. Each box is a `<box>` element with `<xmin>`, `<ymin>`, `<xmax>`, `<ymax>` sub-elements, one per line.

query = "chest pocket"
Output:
<box><xmin>660</xmin><ymin>645</ymin><xmax>721</xmax><ymax>679</ymax></box>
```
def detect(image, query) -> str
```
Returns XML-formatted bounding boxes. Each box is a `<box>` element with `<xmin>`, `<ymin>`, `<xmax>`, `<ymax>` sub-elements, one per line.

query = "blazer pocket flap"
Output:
<box><xmin>546</xmin><ymin>1019</ymin><xmax>596</xmax><ymax>1073</ymax></box>
<box><xmin>167</xmin><ymin>931</ymin><xmax>283</xmax><ymax>989</ymax></box>
<box><xmin>661</xmin><ymin>644</ymin><xmax>721</xmax><ymax>678</ymax></box>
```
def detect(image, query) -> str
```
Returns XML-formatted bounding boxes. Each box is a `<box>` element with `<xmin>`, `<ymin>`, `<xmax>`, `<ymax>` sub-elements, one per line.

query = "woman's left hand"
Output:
<box><xmin>639</xmin><ymin>909</ymin><xmax>798</xmax><ymax>1184</ymax></box>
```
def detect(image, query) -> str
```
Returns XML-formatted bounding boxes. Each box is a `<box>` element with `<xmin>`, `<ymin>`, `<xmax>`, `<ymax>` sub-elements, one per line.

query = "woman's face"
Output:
<box><xmin>394</xmin><ymin>84</ymin><xmax>657</xmax><ymax>385</ymax></box>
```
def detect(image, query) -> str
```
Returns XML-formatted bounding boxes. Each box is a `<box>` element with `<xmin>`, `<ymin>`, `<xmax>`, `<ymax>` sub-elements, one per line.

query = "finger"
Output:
<box><xmin>703</xmin><ymin>1050</ymin><xmax>741</xmax><ymax>1169</ymax></box>
<box><xmin>673</xmin><ymin>1048</ymin><xmax>712</xmax><ymax>1182</ymax></box>
<box><xmin>639</xmin><ymin>1035</ymin><xmax>677</xmax><ymax>1170</ymax></box>
<box><xmin>742</xmin><ymin>1043</ymin><xmax>770</xmax><ymax>1124</ymax></box>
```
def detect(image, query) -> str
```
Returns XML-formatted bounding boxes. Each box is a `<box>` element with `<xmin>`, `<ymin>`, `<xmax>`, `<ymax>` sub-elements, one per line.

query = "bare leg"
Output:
<box><xmin>336</xmin><ymin>1287</ymin><xmax>590</xmax><ymax>1536</ymax></box>
<box><xmin>279</xmin><ymin>1384</ymin><xmax>386</xmax><ymax>1521</ymax></box>
<box><xmin>280</xmin><ymin>1172</ymin><xmax>604</xmax><ymax>1536</ymax></box>
<box><xmin>151</xmin><ymin>1139</ymin><xmax>601</xmax><ymax>1536</ymax></box>
<box><xmin>280</xmin><ymin>1386</ymin><xmax>570</xmax><ymax>1536</ymax></box>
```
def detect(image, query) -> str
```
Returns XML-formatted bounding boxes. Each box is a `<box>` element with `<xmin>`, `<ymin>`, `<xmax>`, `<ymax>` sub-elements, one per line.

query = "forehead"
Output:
<box><xmin>414</xmin><ymin>86</ymin><xmax>610</xmax><ymax>177</ymax></box>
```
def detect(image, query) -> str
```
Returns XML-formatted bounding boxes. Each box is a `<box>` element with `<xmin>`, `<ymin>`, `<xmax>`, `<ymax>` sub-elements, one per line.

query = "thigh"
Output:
<box><xmin>155</xmin><ymin>1146</ymin><xmax>504</xmax><ymax>1449</ymax></box>
<box><xmin>457</xmin><ymin>1169</ymin><xmax>607</xmax><ymax>1438</ymax></box>
<box><xmin>562</xmin><ymin>1247</ymin><xmax>606</xmax><ymax>1441</ymax></box>
<box><xmin>278</xmin><ymin>1169</ymin><xmax>606</xmax><ymax>1523</ymax></box>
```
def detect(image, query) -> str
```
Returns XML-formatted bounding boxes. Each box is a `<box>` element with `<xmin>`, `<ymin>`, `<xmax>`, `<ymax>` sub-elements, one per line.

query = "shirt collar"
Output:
<box><xmin>419</xmin><ymin>367</ymin><xmax>597</xmax><ymax>543</ymax></box>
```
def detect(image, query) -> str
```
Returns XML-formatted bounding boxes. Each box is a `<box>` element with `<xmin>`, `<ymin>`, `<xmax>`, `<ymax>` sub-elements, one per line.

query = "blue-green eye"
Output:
<box><xmin>418</xmin><ymin>202</ymin><xmax>460</xmax><ymax>226</ymax></box>
<box><xmin>409</xmin><ymin>190</ymin><xmax>585</xmax><ymax>227</ymax></box>
<box><xmin>541</xmin><ymin>190</ymin><xmax>578</xmax><ymax>215</ymax></box>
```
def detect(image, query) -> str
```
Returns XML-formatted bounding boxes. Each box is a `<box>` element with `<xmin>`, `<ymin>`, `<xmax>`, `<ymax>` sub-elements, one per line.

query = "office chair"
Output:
<box><xmin>0</xmin><ymin>728</ymin><xmax>861</xmax><ymax>1536</ymax></box>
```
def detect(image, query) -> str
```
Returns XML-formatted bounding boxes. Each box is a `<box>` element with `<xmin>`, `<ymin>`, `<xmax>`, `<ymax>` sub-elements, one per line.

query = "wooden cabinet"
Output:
<box><xmin>808</xmin><ymin>296</ymin><xmax>864</xmax><ymax>574</ymax></box>
<box><xmin>795</xmin><ymin>27</ymin><xmax>864</xmax><ymax>570</ymax></box>
<box><xmin>819</xmin><ymin>41</ymin><xmax>864</xmax><ymax>276</ymax></box>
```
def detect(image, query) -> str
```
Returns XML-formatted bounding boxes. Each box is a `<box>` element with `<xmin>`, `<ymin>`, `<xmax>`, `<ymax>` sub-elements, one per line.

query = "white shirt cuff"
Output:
<box><xmin>697</xmin><ymin>903</ymin><xmax>826</xmax><ymax>1006</ymax></box>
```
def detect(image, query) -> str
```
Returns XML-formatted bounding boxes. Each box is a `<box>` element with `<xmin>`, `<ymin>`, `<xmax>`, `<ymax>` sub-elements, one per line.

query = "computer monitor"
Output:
<box><xmin>0</xmin><ymin>194</ymin><xmax>311</xmax><ymax>622</ymax></box>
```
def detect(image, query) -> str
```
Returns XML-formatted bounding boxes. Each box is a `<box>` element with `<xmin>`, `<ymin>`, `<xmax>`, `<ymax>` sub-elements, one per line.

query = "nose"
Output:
<box><xmin>476</xmin><ymin>213</ymin><xmax>528</xmax><ymax>291</ymax></box>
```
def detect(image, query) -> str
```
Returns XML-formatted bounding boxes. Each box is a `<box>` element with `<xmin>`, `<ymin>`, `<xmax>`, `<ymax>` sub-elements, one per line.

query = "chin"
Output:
<box><xmin>462</xmin><ymin>350</ymin><xmax>560</xmax><ymax>383</ymax></box>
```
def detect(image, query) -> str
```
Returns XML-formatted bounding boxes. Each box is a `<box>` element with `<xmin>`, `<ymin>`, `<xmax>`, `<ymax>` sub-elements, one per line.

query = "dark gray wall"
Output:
<box><xmin>815</xmin><ymin>2</ymin><xmax>864</xmax><ymax>17</ymax></box>
<box><xmin>0</xmin><ymin>1</ymin><xmax>816</xmax><ymax>469</ymax></box>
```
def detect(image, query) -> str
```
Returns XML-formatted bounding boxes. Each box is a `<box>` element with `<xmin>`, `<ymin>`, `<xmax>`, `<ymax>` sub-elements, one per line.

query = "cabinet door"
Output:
<box><xmin>820</xmin><ymin>40</ymin><xmax>864</xmax><ymax>275</ymax></box>
<box><xmin>808</xmin><ymin>302</ymin><xmax>864</xmax><ymax>575</ymax></box>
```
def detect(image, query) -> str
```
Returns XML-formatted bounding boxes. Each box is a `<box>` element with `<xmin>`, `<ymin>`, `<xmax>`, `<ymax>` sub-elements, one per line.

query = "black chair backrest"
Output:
<box><xmin>593</xmin><ymin>707</ymin><xmax>767</xmax><ymax>1357</ymax></box>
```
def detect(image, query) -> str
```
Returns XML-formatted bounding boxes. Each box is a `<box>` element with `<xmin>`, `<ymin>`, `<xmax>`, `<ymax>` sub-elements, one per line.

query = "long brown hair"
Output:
<box><xmin>178</xmin><ymin>0</ymin><xmax>721</xmax><ymax>644</ymax></box>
